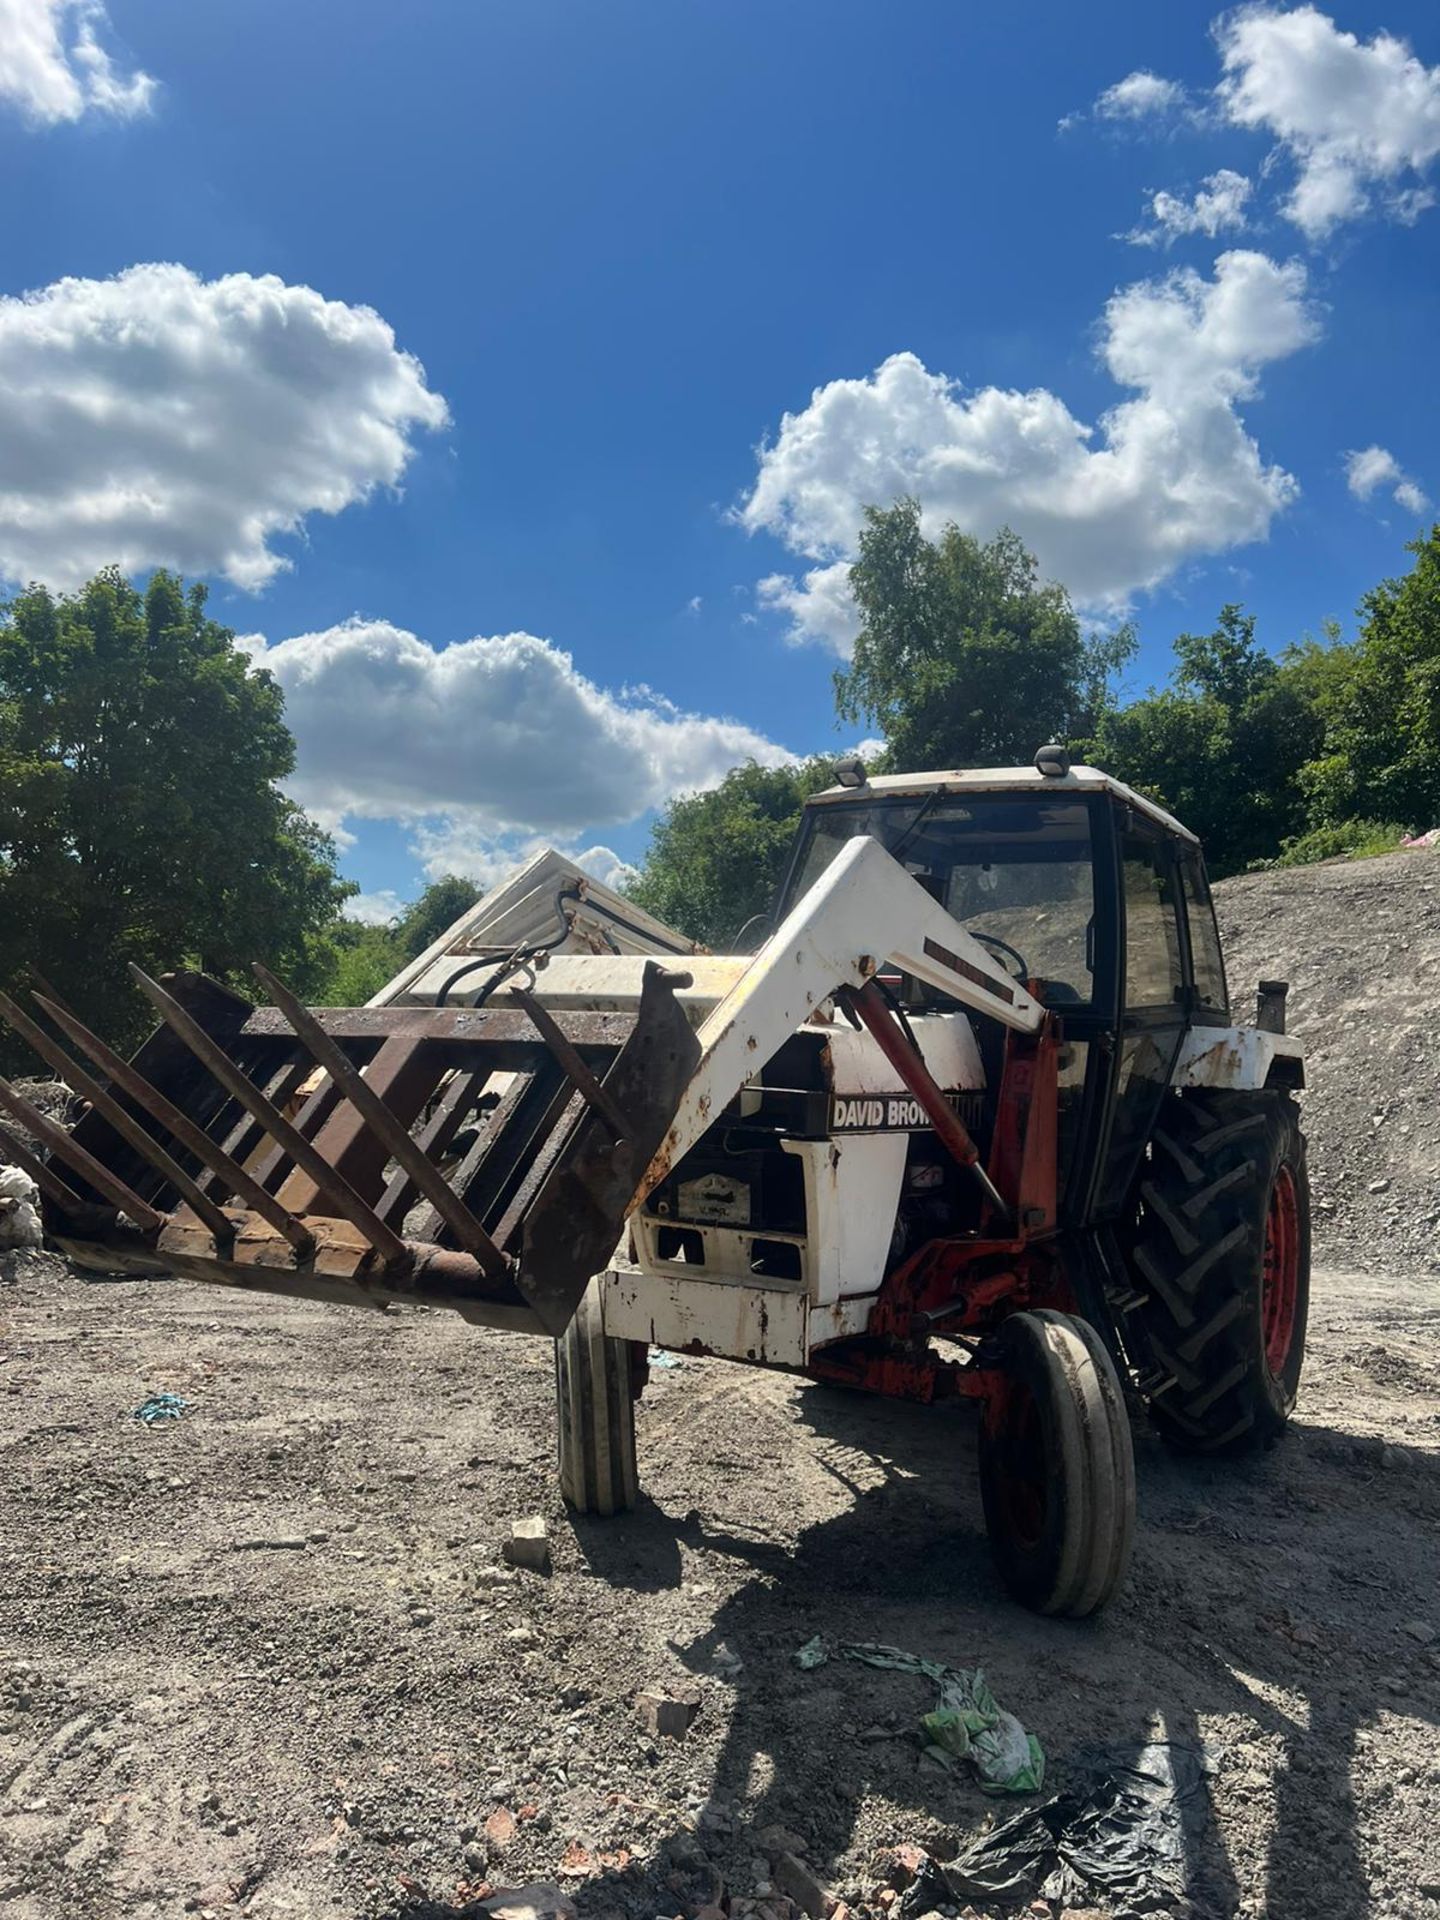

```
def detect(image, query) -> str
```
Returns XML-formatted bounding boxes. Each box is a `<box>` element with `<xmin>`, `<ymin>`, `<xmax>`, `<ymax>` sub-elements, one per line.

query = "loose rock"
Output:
<box><xmin>880</xmin><ymin>1843</ymin><xmax>928</xmax><ymax>1889</ymax></box>
<box><xmin>757</xmin><ymin>1825</ymin><xmax>808</xmax><ymax>1858</ymax></box>
<box><xmin>635</xmin><ymin>1686</ymin><xmax>700</xmax><ymax>1739</ymax></box>
<box><xmin>502</xmin><ymin>1515</ymin><xmax>552</xmax><ymax>1574</ymax></box>
<box><xmin>485</xmin><ymin>1805</ymin><xmax>518</xmax><ymax>1850</ymax></box>
<box><xmin>477</xmin><ymin>1884</ymin><xmax>577</xmax><ymax>1920</ymax></box>
<box><xmin>770</xmin><ymin>1849</ymin><xmax>831</xmax><ymax>1919</ymax></box>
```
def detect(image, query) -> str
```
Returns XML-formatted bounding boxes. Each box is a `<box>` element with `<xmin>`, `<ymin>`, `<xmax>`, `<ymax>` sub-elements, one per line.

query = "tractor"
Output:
<box><xmin>0</xmin><ymin>750</ymin><xmax>1308</xmax><ymax>1617</ymax></box>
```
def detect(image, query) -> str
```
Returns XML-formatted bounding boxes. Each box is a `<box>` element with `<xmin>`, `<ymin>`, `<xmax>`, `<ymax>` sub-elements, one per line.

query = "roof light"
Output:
<box><xmin>832</xmin><ymin>755</ymin><xmax>867</xmax><ymax>789</ymax></box>
<box><xmin>1035</xmin><ymin>744</ymin><xmax>1070</xmax><ymax>778</ymax></box>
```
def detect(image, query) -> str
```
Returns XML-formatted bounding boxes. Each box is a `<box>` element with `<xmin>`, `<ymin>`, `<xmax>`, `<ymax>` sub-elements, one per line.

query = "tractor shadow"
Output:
<box><xmin>572</xmin><ymin>1376</ymin><xmax>1439</xmax><ymax>1920</ymax></box>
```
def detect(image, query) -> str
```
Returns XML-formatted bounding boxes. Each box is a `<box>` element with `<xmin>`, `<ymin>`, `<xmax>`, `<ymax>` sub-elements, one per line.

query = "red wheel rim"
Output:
<box><xmin>994</xmin><ymin>1382</ymin><xmax>1047</xmax><ymax>1547</ymax></box>
<box><xmin>1262</xmin><ymin>1164</ymin><xmax>1300</xmax><ymax>1377</ymax></box>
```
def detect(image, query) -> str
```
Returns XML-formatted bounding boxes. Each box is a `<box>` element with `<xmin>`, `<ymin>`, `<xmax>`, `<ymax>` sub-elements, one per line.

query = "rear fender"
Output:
<box><xmin>1171</xmin><ymin>1026</ymin><xmax>1305</xmax><ymax>1093</ymax></box>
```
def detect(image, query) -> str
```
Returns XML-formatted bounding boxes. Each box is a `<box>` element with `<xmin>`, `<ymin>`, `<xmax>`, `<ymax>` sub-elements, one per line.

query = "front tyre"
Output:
<box><xmin>978</xmin><ymin>1309</ymin><xmax>1136</xmax><ymax>1618</ymax></box>
<box><xmin>1122</xmin><ymin>1089</ymin><xmax>1310</xmax><ymax>1454</ymax></box>
<box><xmin>555</xmin><ymin>1277</ymin><xmax>640</xmax><ymax>1516</ymax></box>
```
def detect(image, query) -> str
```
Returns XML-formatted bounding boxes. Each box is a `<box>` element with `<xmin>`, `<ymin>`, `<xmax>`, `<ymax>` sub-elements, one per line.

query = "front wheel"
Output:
<box><xmin>555</xmin><ymin>1277</ymin><xmax>640</xmax><ymax>1516</ymax></box>
<box><xmin>978</xmin><ymin>1309</ymin><xmax>1136</xmax><ymax>1618</ymax></box>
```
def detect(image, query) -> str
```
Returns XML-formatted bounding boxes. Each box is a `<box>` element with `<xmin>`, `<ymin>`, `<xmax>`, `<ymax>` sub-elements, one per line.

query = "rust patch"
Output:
<box><xmin>1197</xmin><ymin>1039</ymin><xmax>1245</xmax><ymax>1085</ymax></box>
<box><xmin>923</xmin><ymin>934</ymin><xmax>1016</xmax><ymax>1005</ymax></box>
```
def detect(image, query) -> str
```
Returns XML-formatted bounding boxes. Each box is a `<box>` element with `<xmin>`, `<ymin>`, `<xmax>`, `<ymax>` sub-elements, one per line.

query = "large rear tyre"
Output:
<box><xmin>555</xmin><ymin>1277</ymin><xmax>640</xmax><ymax>1516</ymax></box>
<box><xmin>1122</xmin><ymin>1089</ymin><xmax>1309</xmax><ymax>1454</ymax></box>
<box><xmin>978</xmin><ymin>1309</ymin><xmax>1136</xmax><ymax>1618</ymax></box>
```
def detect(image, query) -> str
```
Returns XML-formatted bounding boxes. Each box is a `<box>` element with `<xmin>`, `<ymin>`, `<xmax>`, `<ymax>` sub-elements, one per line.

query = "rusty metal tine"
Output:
<box><xmin>0</xmin><ymin>990</ymin><xmax>237</xmax><ymax>1245</ymax></box>
<box><xmin>23</xmin><ymin>968</ymin><xmax>79</xmax><ymax>1022</ymax></box>
<box><xmin>511</xmin><ymin>987</ymin><xmax>633</xmax><ymax>1138</ymax></box>
<box><xmin>0</xmin><ymin>1119</ymin><xmax>86</xmax><ymax>1214</ymax></box>
<box><xmin>0</xmin><ymin>1073</ymin><xmax>165</xmax><ymax>1232</ymax></box>
<box><xmin>252</xmin><ymin>964</ymin><xmax>510</xmax><ymax>1282</ymax></box>
<box><xmin>31</xmin><ymin>992</ymin><xmax>314</xmax><ymax>1256</ymax></box>
<box><xmin>129</xmin><ymin>965</ymin><xmax>409</xmax><ymax>1268</ymax></box>
<box><xmin>375</xmin><ymin>1067</ymin><xmax>484</xmax><ymax>1226</ymax></box>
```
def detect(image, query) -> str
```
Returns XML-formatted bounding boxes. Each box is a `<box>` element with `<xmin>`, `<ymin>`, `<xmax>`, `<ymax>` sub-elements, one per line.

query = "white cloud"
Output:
<box><xmin>740</xmin><ymin>250</ymin><xmax>1318</xmax><ymax>648</ymax></box>
<box><xmin>1128</xmin><ymin>168</ymin><xmax>1253</xmax><ymax>245</ymax></box>
<box><xmin>246</xmin><ymin>617</ymin><xmax>795</xmax><ymax>877</ymax></box>
<box><xmin>0</xmin><ymin>263</ymin><xmax>448</xmax><ymax>591</ymax></box>
<box><xmin>1392</xmin><ymin>185</ymin><xmax>1438</xmax><ymax>224</ymax></box>
<box><xmin>342</xmin><ymin>889</ymin><xmax>405</xmax><ymax>927</ymax></box>
<box><xmin>1395</xmin><ymin>479</ymin><xmax>1431</xmax><ymax>517</ymax></box>
<box><xmin>0</xmin><ymin>0</ymin><xmax>154</xmax><ymax>124</ymax></box>
<box><xmin>1096</xmin><ymin>70</ymin><xmax>1187</xmax><ymax>120</ymax></box>
<box><xmin>1345</xmin><ymin>445</ymin><xmax>1401</xmax><ymax>497</ymax></box>
<box><xmin>571</xmin><ymin>844</ymin><xmax>638</xmax><ymax>892</ymax></box>
<box><xmin>1345</xmin><ymin>444</ymin><xmax>1430</xmax><ymax>516</ymax></box>
<box><xmin>1216</xmin><ymin>5</ymin><xmax>1440</xmax><ymax>237</ymax></box>
<box><xmin>757</xmin><ymin>562</ymin><xmax>861</xmax><ymax>653</ymax></box>
<box><xmin>345</xmin><ymin>847</ymin><xmax>640</xmax><ymax>927</ymax></box>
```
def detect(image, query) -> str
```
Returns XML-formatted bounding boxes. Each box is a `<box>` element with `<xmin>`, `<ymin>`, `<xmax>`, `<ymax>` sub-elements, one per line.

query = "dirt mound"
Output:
<box><xmin>1214</xmin><ymin>848</ymin><xmax>1440</xmax><ymax>1275</ymax></box>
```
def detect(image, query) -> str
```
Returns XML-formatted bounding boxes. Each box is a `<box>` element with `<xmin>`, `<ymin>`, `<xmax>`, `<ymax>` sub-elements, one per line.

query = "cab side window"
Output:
<box><xmin>1179</xmin><ymin>850</ymin><xmax>1228</xmax><ymax>1019</ymax></box>
<box><xmin>1121</xmin><ymin>827</ymin><xmax>1184</xmax><ymax>1010</ymax></box>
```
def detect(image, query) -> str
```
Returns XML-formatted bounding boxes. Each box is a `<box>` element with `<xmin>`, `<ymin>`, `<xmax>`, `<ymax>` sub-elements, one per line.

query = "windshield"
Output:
<box><xmin>786</xmin><ymin>795</ymin><xmax>1098</xmax><ymax>1005</ymax></box>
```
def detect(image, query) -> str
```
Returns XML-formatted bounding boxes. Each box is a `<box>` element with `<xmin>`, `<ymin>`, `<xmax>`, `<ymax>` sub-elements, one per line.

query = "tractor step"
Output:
<box><xmin>0</xmin><ymin>961</ymin><xmax>698</xmax><ymax>1336</ymax></box>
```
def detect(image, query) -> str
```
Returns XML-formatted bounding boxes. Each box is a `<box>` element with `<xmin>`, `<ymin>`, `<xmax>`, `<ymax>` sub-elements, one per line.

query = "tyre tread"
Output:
<box><xmin>555</xmin><ymin>1278</ymin><xmax>639</xmax><ymax>1516</ymax></box>
<box><xmin>979</xmin><ymin>1310</ymin><xmax>1135</xmax><ymax>1619</ymax></box>
<box><xmin>1118</xmin><ymin>1090</ymin><xmax>1309</xmax><ymax>1455</ymax></box>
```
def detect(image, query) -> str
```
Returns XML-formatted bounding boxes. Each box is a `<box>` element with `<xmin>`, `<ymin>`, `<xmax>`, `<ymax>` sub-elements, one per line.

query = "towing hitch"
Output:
<box><xmin>0</xmin><ymin>959</ymin><xmax>698</xmax><ymax>1337</ymax></box>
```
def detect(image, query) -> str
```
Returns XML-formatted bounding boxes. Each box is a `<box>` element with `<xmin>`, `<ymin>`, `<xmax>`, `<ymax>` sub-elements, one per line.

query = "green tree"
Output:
<box><xmin>0</xmin><ymin>568</ymin><xmax>350</xmax><ymax>1059</ymax></box>
<box><xmin>395</xmin><ymin>875</ymin><xmax>482</xmax><ymax>959</ymax></box>
<box><xmin>1296</xmin><ymin>525</ymin><xmax>1440</xmax><ymax>833</ymax></box>
<box><xmin>313</xmin><ymin>921</ymin><xmax>405</xmax><ymax>1006</ymax></box>
<box><xmin>309</xmin><ymin>876</ymin><xmax>486</xmax><ymax>1007</ymax></box>
<box><xmin>1089</xmin><ymin>605</ymin><xmax>1325</xmax><ymax>874</ymax></box>
<box><xmin>627</xmin><ymin>758</ymin><xmax>840</xmax><ymax>948</ymax></box>
<box><xmin>836</xmin><ymin>500</ymin><xmax>1133</xmax><ymax>770</ymax></box>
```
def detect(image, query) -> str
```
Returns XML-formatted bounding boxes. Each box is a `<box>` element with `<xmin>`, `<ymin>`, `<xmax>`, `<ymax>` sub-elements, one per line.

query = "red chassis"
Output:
<box><xmin>804</xmin><ymin>984</ymin><xmax>1070</xmax><ymax>1408</ymax></box>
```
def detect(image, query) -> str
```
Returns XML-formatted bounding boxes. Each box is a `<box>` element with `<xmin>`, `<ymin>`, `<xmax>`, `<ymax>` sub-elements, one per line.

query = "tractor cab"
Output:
<box><xmin>775</xmin><ymin>757</ymin><xmax>1232</xmax><ymax>1222</ymax></box>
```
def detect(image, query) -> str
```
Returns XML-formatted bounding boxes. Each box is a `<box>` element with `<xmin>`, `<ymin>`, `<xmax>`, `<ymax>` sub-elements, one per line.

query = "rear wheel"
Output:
<box><xmin>977</xmin><ymin>1309</ymin><xmax>1135</xmax><ymax>1618</ymax></box>
<box><xmin>1121</xmin><ymin>1089</ymin><xmax>1309</xmax><ymax>1454</ymax></box>
<box><xmin>555</xmin><ymin>1277</ymin><xmax>640</xmax><ymax>1516</ymax></box>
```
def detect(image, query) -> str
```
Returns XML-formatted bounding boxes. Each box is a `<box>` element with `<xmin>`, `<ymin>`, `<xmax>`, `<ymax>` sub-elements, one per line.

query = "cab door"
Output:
<box><xmin>1090</xmin><ymin>811</ymin><xmax>1189</xmax><ymax>1219</ymax></box>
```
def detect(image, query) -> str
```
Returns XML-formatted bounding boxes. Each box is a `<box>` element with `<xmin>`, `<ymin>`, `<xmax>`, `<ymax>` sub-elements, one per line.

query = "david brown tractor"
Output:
<box><xmin>0</xmin><ymin>751</ymin><xmax>1308</xmax><ymax>1618</ymax></box>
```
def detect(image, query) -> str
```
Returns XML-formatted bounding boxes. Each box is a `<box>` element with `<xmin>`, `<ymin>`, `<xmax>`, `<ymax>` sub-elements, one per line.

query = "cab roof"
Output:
<box><xmin>805</xmin><ymin>763</ymin><xmax>1198</xmax><ymax>844</ymax></box>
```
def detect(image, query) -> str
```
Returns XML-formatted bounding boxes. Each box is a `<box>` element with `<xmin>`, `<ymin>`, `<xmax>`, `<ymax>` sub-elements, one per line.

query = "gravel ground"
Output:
<box><xmin>1</xmin><ymin>1250</ymin><xmax>1436</xmax><ymax>1920</ymax></box>
<box><xmin>1</xmin><ymin>850</ymin><xmax>1437</xmax><ymax>1920</ymax></box>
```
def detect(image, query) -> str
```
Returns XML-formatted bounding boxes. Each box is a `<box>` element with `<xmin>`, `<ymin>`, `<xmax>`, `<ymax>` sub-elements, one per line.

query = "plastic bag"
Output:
<box><xmin>901</xmin><ymin>1740</ymin><xmax>1214</xmax><ymax>1914</ymax></box>
<box><xmin>794</xmin><ymin>1637</ymin><xmax>1044</xmax><ymax>1794</ymax></box>
<box><xmin>0</xmin><ymin>1165</ymin><xmax>43</xmax><ymax>1250</ymax></box>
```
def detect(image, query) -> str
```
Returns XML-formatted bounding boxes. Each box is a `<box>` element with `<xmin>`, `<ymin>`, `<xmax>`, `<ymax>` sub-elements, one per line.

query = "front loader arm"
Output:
<box><xmin>634</xmin><ymin>834</ymin><xmax>1043</xmax><ymax>1209</ymax></box>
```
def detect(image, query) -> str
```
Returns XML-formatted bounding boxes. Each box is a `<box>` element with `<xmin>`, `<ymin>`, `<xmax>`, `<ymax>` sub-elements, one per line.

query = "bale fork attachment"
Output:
<box><xmin>0</xmin><ymin>961</ymin><xmax>699</xmax><ymax>1337</ymax></box>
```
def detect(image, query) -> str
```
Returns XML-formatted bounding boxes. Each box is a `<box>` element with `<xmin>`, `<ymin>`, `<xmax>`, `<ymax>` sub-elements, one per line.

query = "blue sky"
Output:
<box><xmin>3</xmin><ymin>1</ymin><xmax>1438</xmax><ymax>918</ymax></box>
